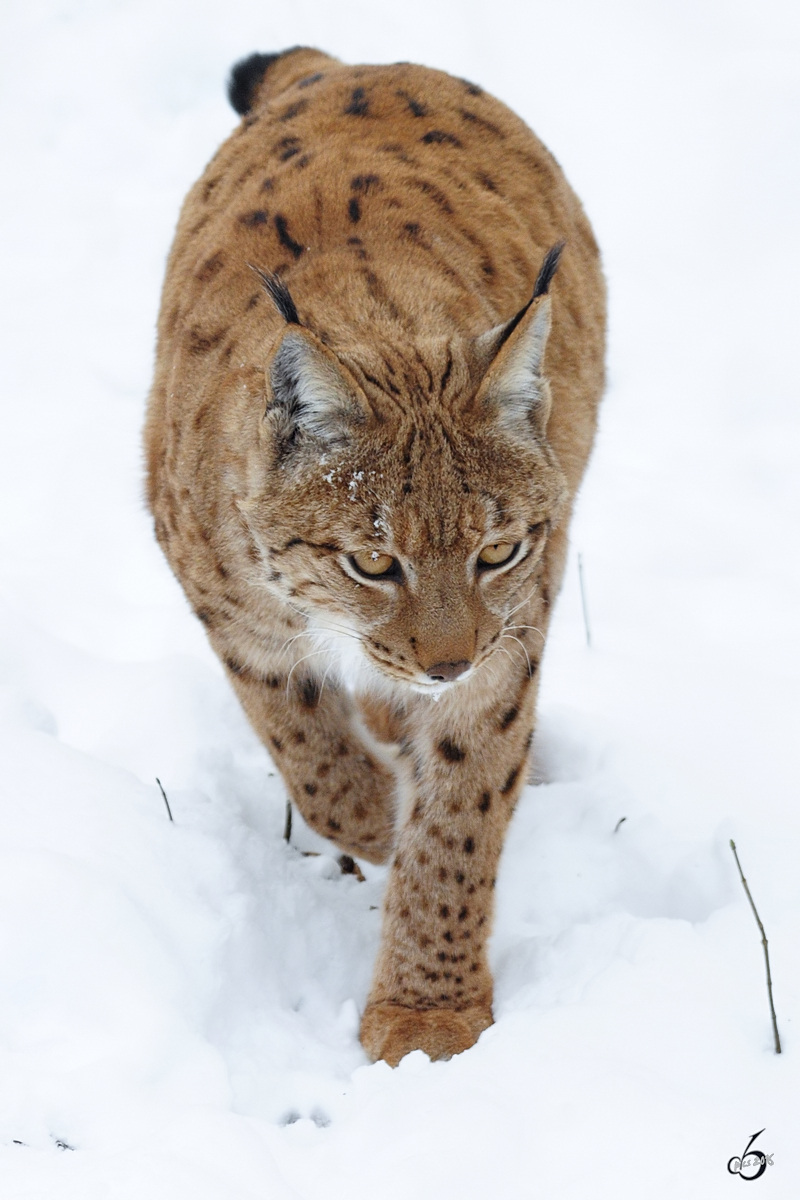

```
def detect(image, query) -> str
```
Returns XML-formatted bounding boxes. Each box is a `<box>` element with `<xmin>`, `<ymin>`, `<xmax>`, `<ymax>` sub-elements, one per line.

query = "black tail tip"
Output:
<box><xmin>227</xmin><ymin>49</ymin><xmax>302</xmax><ymax>115</ymax></box>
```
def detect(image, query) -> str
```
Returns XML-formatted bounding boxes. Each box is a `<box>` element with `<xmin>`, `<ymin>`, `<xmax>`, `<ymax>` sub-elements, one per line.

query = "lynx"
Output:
<box><xmin>145</xmin><ymin>47</ymin><xmax>606</xmax><ymax>1066</ymax></box>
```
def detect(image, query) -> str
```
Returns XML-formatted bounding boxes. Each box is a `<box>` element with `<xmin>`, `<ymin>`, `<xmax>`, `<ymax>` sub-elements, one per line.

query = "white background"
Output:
<box><xmin>0</xmin><ymin>1</ymin><xmax>798</xmax><ymax>1195</ymax></box>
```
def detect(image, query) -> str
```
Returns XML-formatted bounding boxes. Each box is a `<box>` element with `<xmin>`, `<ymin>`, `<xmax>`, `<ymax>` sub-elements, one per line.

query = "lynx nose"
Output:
<box><xmin>425</xmin><ymin>660</ymin><xmax>472</xmax><ymax>683</ymax></box>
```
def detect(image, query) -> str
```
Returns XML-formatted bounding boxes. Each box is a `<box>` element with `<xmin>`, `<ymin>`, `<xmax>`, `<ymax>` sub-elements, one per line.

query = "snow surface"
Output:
<box><xmin>1</xmin><ymin>1</ymin><xmax>799</xmax><ymax>1196</ymax></box>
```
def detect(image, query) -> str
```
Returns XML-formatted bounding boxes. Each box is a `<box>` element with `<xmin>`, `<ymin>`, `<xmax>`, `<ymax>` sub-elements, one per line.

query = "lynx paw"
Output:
<box><xmin>360</xmin><ymin>1002</ymin><xmax>493</xmax><ymax>1066</ymax></box>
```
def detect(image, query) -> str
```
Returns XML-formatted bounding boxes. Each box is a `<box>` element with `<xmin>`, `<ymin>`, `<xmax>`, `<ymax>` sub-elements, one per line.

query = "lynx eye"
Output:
<box><xmin>350</xmin><ymin>550</ymin><xmax>398</xmax><ymax>578</ymax></box>
<box><xmin>478</xmin><ymin>541</ymin><xmax>518</xmax><ymax>567</ymax></box>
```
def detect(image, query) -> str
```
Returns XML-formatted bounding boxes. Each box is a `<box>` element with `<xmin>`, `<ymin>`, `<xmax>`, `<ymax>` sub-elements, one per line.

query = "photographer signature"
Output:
<box><xmin>727</xmin><ymin>1130</ymin><xmax>774</xmax><ymax>1181</ymax></box>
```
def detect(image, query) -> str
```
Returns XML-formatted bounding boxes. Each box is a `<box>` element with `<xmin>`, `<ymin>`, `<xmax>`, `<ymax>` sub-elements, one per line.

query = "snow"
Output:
<box><xmin>1</xmin><ymin>1</ymin><xmax>799</xmax><ymax>1196</ymax></box>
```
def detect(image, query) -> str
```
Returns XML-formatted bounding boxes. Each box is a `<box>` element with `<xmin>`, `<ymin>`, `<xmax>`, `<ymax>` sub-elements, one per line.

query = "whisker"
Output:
<box><xmin>276</xmin><ymin>629</ymin><xmax>313</xmax><ymax>658</ymax></box>
<box><xmin>285</xmin><ymin>649</ymin><xmax>330</xmax><ymax>693</ymax></box>
<box><xmin>501</xmin><ymin>633</ymin><xmax>532</xmax><ymax>677</ymax></box>
<box><xmin>317</xmin><ymin>660</ymin><xmax>335</xmax><ymax>703</ymax></box>
<box><xmin>505</xmin><ymin>623</ymin><xmax>546</xmax><ymax>643</ymax></box>
<box><xmin>506</xmin><ymin>582</ymin><xmax>540</xmax><ymax>621</ymax></box>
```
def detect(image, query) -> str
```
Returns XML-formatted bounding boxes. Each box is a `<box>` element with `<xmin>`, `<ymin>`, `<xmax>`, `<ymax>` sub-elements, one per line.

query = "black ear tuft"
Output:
<box><xmin>485</xmin><ymin>243</ymin><xmax>567</xmax><ymax>359</ymax></box>
<box><xmin>248</xmin><ymin>264</ymin><xmax>300</xmax><ymax>324</ymax></box>
<box><xmin>532</xmin><ymin>241</ymin><xmax>565</xmax><ymax>299</ymax></box>
<box><xmin>227</xmin><ymin>49</ymin><xmax>302</xmax><ymax>115</ymax></box>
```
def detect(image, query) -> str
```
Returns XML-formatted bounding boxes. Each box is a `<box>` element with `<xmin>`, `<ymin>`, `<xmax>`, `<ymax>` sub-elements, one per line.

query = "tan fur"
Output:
<box><xmin>145</xmin><ymin>48</ymin><xmax>606</xmax><ymax>1065</ymax></box>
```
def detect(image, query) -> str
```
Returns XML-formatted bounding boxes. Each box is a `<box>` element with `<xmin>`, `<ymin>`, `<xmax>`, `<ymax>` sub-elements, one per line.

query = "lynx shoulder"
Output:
<box><xmin>145</xmin><ymin>47</ymin><xmax>606</xmax><ymax>1066</ymax></box>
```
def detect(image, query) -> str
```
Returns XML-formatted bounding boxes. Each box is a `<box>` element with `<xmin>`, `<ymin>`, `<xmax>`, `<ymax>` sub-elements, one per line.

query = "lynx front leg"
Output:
<box><xmin>361</xmin><ymin>660</ymin><xmax>536</xmax><ymax>1064</ymax></box>
<box><xmin>228</xmin><ymin>662</ymin><xmax>398</xmax><ymax>864</ymax></box>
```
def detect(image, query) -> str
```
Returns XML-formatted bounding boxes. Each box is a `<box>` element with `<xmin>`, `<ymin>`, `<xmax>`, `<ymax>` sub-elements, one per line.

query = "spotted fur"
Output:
<box><xmin>145</xmin><ymin>47</ymin><xmax>606</xmax><ymax>1067</ymax></box>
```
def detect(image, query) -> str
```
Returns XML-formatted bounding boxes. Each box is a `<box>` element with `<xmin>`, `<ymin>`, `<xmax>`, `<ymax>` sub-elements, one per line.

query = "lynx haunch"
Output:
<box><xmin>145</xmin><ymin>47</ymin><xmax>606</xmax><ymax>1066</ymax></box>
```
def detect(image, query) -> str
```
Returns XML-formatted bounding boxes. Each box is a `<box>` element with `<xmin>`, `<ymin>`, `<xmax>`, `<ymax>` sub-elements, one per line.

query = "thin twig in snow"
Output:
<box><xmin>284</xmin><ymin>799</ymin><xmax>293</xmax><ymax>843</ymax></box>
<box><xmin>155</xmin><ymin>777</ymin><xmax>173</xmax><ymax>823</ymax></box>
<box><xmin>730</xmin><ymin>839</ymin><xmax>781</xmax><ymax>1054</ymax></box>
<box><xmin>578</xmin><ymin>553</ymin><xmax>592</xmax><ymax>648</ymax></box>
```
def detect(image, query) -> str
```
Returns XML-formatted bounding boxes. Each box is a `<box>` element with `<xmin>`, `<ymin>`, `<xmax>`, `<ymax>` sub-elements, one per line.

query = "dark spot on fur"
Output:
<box><xmin>438</xmin><ymin>738</ymin><xmax>465</xmax><ymax>763</ymax></box>
<box><xmin>351</xmin><ymin>174</ymin><xmax>381</xmax><ymax>193</ymax></box>
<box><xmin>224</xmin><ymin>656</ymin><xmax>244</xmax><ymax>675</ymax></box>
<box><xmin>292</xmin><ymin>731</ymin><xmax>306</xmax><ymax>744</ymax></box>
<box><xmin>267</xmin><ymin>675</ymin><xmax>281</xmax><ymax>688</ymax></box>
<box><xmin>455</xmin><ymin>871</ymin><xmax>465</xmax><ymax>884</ymax></box>
<box><xmin>443</xmin><ymin>931</ymin><xmax>453</xmax><ymax>943</ymax></box>
<box><xmin>500</xmin><ymin>764</ymin><xmax>521</xmax><ymax>795</ymax></box>
<box><xmin>239</xmin><ymin>210</ymin><xmax>269</xmax><ymax>227</ymax></box>
<box><xmin>410</xmin><ymin>178</ymin><xmax>452</xmax><ymax>212</ymax></box>
<box><xmin>348</xmin><ymin>197</ymin><xmax>361</xmax><ymax>223</ymax></box>
<box><xmin>345</xmin><ymin>87</ymin><xmax>369</xmax><ymax>116</ymax></box>
<box><xmin>246</xmin><ymin>292</ymin><xmax>260</xmax><ymax>310</ymax></box>
<box><xmin>439</xmin><ymin>905</ymin><xmax>449</xmax><ymax>919</ymax></box>
<box><xmin>421</xmin><ymin>130</ymin><xmax>463</xmax><ymax>147</ymax></box>
<box><xmin>298</xmin><ymin>677</ymin><xmax>320</xmax><ymax>709</ymax></box>
<box><xmin>396</xmin><ymin>89</ymin><xmax>427</xmax><ymax>117</ymax></box>
<box><xmin>327</xmin><ymin>818</ymin><xmax>341</xmax><ymax>832</ymax></box>
<box><xmin>261</xmin><ymin>177</ymin><xmax>275</xmax><ymax>191</ymax></box>
<box><xmin>276</xmin><ymin>136</ymin><xmax>302</xmax><ymax>161</ymax></box>
<box><xmin>196</xmin><ymin>252</ymin><xmax>225</xmax><ymax>282</ymax></box>
<box><xmin>500</xmin><ymin>707</ymin><xmax>519</xmax><ymax>731</ymax></box>
<box><xmin>403</xmin><ymin>221</ymin><xmax>421</xmax><ymax>238</ymax></box>
<box><xmin>461</xmin><ymin>79</ymin><xmax>483</xmax><ymax>96</ymax></box>
<box><xmin>270</xmin><ymin>736</ymin><xmax>282</xmax><ymax>752</ymax></box>
<box><xmin>298</xmin><ymin>72</ymin><xmax>324</xmax><ymax>88</ymax></box>
<box><xmin>187</xmin><ymin>327</ymin><xmax>226</xmax><ymax>355</ymax></box>
<box><xmin>280</xmin><ymin>99</ymin><xmax>307</xmax><ymax>121</ymax></box>
<box><xmin>274</xmin><ymin>214</ymin><xmax>304</xmax><ymax>258</ymax></box>
<box><xmin>304</xmin><ymin>782</ymin><xmax>318</xmax><ymax>795</ymax></box>
<box><xmin>463</xmin><ymin>837</ymin><xmax>475</xmax><ymax>854</ymax></box>
<box><xmin>458</xmin><ymin>907</ymin><xmax>468</xmax><ymax>921</ymax></box>
<box><xmin>478</xmin><ymin>792</ymin><xmax>491</xmax><ymax>813</ymax></box>
<box><xmin>460</xmin><ymin>109</ymin><xmax>503</xmax><ymax>136</ymax></box>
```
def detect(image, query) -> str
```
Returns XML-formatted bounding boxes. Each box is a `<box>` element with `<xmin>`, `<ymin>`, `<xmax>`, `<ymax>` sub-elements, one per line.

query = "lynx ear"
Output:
<box><xmin>474</xmin><ymin>242</ymin><xmax>563</xmax><ymax>438</ymax></box>
<box><xmin>266</xmin><ymin>327</ymin><xmax>367</xmax><ymax>450</ymax></box>
<box><xmin>475</xmin><ymin>296</ymin><xmax>553</xmax><ymax>438</ymax></box>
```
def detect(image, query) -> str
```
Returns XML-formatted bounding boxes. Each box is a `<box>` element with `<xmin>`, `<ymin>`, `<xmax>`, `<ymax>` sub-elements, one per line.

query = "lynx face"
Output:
<box><xmin>239</xmin><ymin>309</ymin><xmax>567</xmax><ymax>694</ymax></box>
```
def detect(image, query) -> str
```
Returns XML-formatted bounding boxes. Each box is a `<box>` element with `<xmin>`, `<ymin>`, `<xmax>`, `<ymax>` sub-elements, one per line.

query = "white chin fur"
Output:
<box><xmin>305</xmin><ymin>617</ymin><xmax>471</xmax><ymax>699</ymax></box>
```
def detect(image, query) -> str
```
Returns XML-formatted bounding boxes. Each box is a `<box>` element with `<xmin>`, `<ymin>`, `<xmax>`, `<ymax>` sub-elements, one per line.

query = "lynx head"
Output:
<box><xmin>240</xmin><ymin>251</ymin><xmax>568</xmax><ymax>694</ymax></box>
